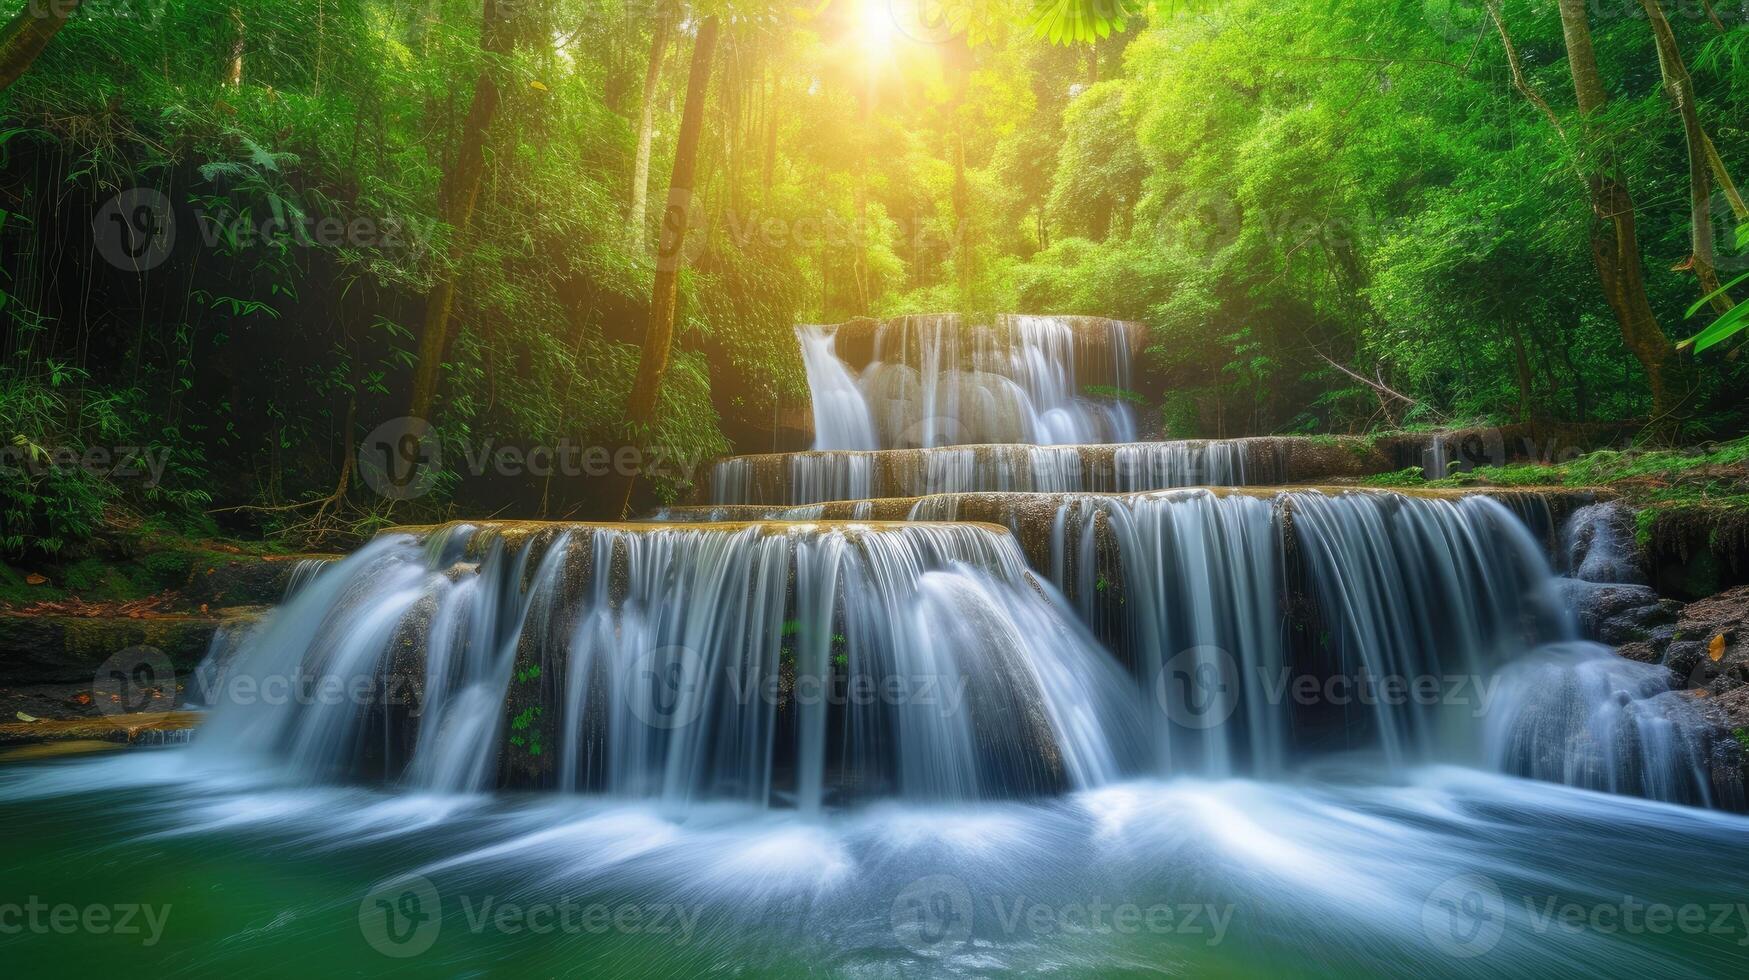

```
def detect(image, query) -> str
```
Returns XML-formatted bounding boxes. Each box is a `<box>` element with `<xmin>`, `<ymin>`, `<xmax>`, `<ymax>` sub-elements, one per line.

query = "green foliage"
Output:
<box><xmin>1680</xmin><ymin>270</ymin><xmax>1749</xmax><ymax>353</ymax></box>
<box><xmin>1005</xmin><ymin>0</ymin><xmax>1749</xmax><ymax>436</ymax></box>
<box><xmin>1374</xmin><ymin>436</ymin><xmax>1749</xmax><ymax>510</ymax></box>
<box><xmin>2</xmin><ymin>0</ymin><xmax>1748</xmax><ymax>558</ymax></box>
<box><xmin>1030</xmin><ymin>0</ymin><xmax>1144</xmax><ymax>45</ymax></box>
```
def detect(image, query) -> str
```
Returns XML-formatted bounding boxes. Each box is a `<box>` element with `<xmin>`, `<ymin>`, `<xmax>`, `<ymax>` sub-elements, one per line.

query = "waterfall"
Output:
<box><xmin>196</xmin><ymin>521</ymin><xmax>1144</xmax><ymax>808</ymax></box>
<box><xmin>1286</xmin><ymin>491</ymin><xmax>1570</xmax><ymax>765</ymax></box>
<box><xmin>899</xmin><ymin>487</ymin><xmax>1734</xmax><ymax>803</ymax></box>
<box><xmin>194</xmin><ymin>489</ymin><xmax>1740</xmax><ymax>810</ymax></box>
<box><xmin>1484</xmin><ymin>642</ymin><xmax>1733</xmax><ymax>807</ymax></box>
<box><xmin>1560</xmin><ymin>500</ymin><xmax>1646</xmax><ymax>584</ymax></box>
<box><xmin>1050</xmin><ymin>491</ymin><xmax>1286</xmax><ymax>776</ymax></box>
<box><xmin>804</xmin><ymin>314</ymin><xmax>1137</xmax><ymax>449</ymax></box>
<box><xmin>709</xmin><ymin>439</ymin><xmax>1281</xmax><ymax>505</ymax></box>
<box><xmin>283</xmin><ymin>557</ymin><xmax>332</xmax><ymax>598</ymax></box>
<box><xmin>797</xmin><ymin>324</ymin><xmax>877</xmax><ymax>451</ymax></box>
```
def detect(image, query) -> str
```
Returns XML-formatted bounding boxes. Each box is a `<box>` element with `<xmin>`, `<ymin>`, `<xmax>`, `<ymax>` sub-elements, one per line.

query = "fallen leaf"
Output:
<box><xmin>1710</xmin><ymin>634</ymin><xmax>1727</xmax><ymax>662</ymax></box>
<box><xmin>14</xmin><ymin>712</ymin><xmax>37</xmax><ymax>723</ymax></box>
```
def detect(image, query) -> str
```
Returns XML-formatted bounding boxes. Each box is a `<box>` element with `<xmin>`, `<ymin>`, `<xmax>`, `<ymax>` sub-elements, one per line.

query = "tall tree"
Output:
<box><xmin>1555</xmin><ymin>0</ymin><xmax>1687</xmax><ymax>424</ymax></box>
<box><xmin>407</xmin><ymin>0</ymin><xmax>514</xmax><ymax>421</ymax></box>
<box><xmin>615</xmin><ymin>14</ymin><xmax>720</xmax><ymax>517</ymax></box>
<box><xmin>0</xmin><ymin>0</ymin><xmax>82</xmax><ymax>92</ymax></box>
<box><xmin>628</xmin><ymin>1</ymin><xmax>677</xmax><ymax>247</ymax></box>
<box><xmin>1639</xmin><ymin>0</ymin><xmax>1743</xmax><ymax>315</ymax></box>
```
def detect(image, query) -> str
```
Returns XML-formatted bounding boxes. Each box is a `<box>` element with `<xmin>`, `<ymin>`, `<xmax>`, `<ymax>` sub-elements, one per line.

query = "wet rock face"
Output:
<box><xmin>0</xmin><ymin>608</ymin><xmax>266</xmax><ymax>685</ymax></box>
<box><xmin>1593</xmin><ymin>583</ymin><xmax>1749</xmax><ymax>732</ymax></box>
<box><xmin>1562</xmin><ymin>502</ymin><xmax>1647</xmax><ymax>584</ymax></box>
<box><xmin>183</xmin><ymin>555</ymin><xmax>338</xmax><ymax>606</ymax></box>
<box><xmin>1560</xmin><ymin>580</ymin><xmax>1680</xmax><ymax>647</ymax></box>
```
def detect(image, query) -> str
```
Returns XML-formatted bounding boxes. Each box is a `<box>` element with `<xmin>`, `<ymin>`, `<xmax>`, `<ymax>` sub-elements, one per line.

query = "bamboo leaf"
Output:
<box><xmin>1683</xmin><ymin>268</ymin><xmax>1749</xmax><ymax>319</ymax></box>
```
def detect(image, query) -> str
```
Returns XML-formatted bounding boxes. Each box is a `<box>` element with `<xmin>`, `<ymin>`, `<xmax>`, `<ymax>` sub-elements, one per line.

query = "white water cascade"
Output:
<box><xmin>709</xmin><ymin>439</ymin><xmax>1269</xmax><ymax>505</ymax></box>
<box><xmin>196</xmin><ymin>521</ymin><xmax>1146</xmax><ymax>808</ymax></box>
<box><xmin>196</xmin><ymin>489</ymin><xmax>1742</xmax><ymax>809</ymax></box>
<box><xmin>801</xmin><ymin>314</ymin><xmax>1137</xmax><ymax>449</ymax></box>
<box><xmin>19</xmin><ymin>312</ymin><xmax>1749</xmax><ymax>976</ymax></box>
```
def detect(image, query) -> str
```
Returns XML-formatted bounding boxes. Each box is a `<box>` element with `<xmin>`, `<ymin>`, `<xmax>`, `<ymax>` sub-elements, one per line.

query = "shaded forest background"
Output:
<box><xmin>3</xmin><ymin>0</ymin><xmax>1749</xmax><ymax>555</ymax></box>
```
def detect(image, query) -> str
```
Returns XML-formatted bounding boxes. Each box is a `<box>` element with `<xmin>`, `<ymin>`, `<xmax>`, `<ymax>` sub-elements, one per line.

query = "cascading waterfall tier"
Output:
<box><xmin>199</xmin><ymin>487</ymin><xmax>1737</xmax><ymax>810</ymax></box>
<box><xmin>661</xmin><ymin>486</ymin><xmax>1600</xmax><ymax>565</ymax></box>
<box><xmin>710</xmin><ymin>440</ymin><xmax>1283</xmax><ymax>505</ymax></box>
<box><xmin>195</xmin><ymin>520</ymin><xmax>1145</xmax><ymax>809</ymax></box>
<box><xmin>702</xmin><ymin>434</ymin><xmax>1471</xmax><ymax>506</ymax></box>
<box><xmin>664</xmin><ymin>486</ymin><xmax>1733</xmax><ymax>805</ymax></box>
<box><xmin>800</xmin><ymin>314</ymin><xmax>1140</xmax><ymax>449</ymax></box>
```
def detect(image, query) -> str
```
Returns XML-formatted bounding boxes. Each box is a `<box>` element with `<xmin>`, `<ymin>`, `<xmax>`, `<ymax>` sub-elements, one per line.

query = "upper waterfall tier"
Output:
<box><xmin>800</xmin><ymin>314</ymin><xmax>1142</xmax><ymax>449</ymax></box>
<box><xmin>708</xmin><ymin>437</ymin><xmax>1422</xmax><ymax>505</ymax></box>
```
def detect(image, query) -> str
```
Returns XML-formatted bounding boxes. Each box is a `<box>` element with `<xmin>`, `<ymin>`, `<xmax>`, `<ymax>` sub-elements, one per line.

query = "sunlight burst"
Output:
<box><xmin>857</xmin><ymin>0</ymin><xmax>899</xmax><ymax>59</ymax></box>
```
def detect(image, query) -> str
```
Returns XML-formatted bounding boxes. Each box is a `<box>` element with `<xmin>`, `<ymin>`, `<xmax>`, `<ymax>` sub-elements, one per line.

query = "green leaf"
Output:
<box><xmin>1679</xmin><ymin>303</ymin><xmax>1749</xmax><ymax>353</ymax></box>
<box><xmin>1683</xmin><ymin>269</ymin><xmax>1749</xmax><ymax>319</ymax></box>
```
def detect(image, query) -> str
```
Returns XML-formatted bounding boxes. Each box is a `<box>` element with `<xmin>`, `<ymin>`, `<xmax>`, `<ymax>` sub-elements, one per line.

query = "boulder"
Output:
<box><xmin>0</xmin><ymin>606</ymin><xmax>269</xmax><ymax>686</ymax></box>
<box><xmin>1559</xmin><ymin>580</ymin><xmax>1680</xmax><ymax>647</ymax></box>
<box><xmin>1671</xmin><ymin>586</ymin><xmax>1749</xmax><ymax>698</ymax></box>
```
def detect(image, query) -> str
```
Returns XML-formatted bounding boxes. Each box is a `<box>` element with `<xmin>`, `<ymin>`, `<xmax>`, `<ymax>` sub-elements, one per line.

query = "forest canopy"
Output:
<box><xmin>2</xmin><ymin>0</ymin><xmax>1748</xmax><ymax>552</ymax></box>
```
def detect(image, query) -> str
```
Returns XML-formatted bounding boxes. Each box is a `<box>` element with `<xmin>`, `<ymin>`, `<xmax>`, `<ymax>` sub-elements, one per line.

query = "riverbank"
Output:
<box><xmin>0</xmin><ymin>517</ymin><xmax>336</xmax><ymax>734</ymax></box>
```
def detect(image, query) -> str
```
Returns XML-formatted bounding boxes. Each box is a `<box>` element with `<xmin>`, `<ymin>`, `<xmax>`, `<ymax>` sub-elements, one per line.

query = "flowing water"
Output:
<box><xmin>5</xmin><ymin>320</ymin><xmax>1746</xmax><ymax>973</ymax></box>
<box><xmin>710</xmin><ymin>440</ymin><xmax>1275</xmax><ymax>505</ymax></box>
<box><xmin>6</xmin><ymin>491</ymin><xmax>1742</xmax><ymax>974</ymax></box>
<box><xmin>801</xmin><ymin>315</ymin><xmax>1137</xmax><ymax>449</ymax></box>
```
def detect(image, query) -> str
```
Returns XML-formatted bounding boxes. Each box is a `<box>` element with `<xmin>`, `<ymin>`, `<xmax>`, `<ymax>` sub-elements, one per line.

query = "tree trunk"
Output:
<box><xmin>1556</xmin><ymin>0</ymin><xmax>1686</xmax><ymax>425</ymax></box>
<box><xmin>614</xmin><ymin>15</ymin><xmax>719</xmax><ymax>518</ymax></box>
<box><xmin>0</xmin><ymin>0</ymin><xmax>82</xmax><ymax>92</ymax></box>
<box><xmin>952</xmin><ymin>130</ymin><xmax>970</xmax><ymax>298</ymax></box>
<box><xmin>407</xmin><ymin>0</ymin><xmax>512</xmax><ymax>421</ymax></box>
<box><xmin>1504</xmin><ymin>320</ymin><xmax>1534</xmax><ymax>422</ymax></box>
<box><xmin>628</xmin><ymin>2</ymin><xmax>675</xmax><ymax>248</ymax></box>
<box><xmin>1641</xmin><ymin>0</ymin><xmax>1740</xmax><ymax>314</ymax></box>
<box><xmin>762</xmin><ymin>72</ymin><xmax>779</xmax><ymax>200</ymax></box>
<box><xmin>226</xmin><ymin>6</ymin><xmax>245</xmax><ymax>87</ymax></box>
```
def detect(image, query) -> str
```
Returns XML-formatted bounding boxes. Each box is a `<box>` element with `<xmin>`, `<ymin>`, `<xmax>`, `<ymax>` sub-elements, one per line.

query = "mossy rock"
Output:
<box><xmin>0</xmin><ymin>608</ymin><xmax>266</xmax><ymax>684</ymax></box>
<box><xmin>1639</xmin><ymin>504</ymin><xmax>1749</xmax><ymax>601</ymax></box>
